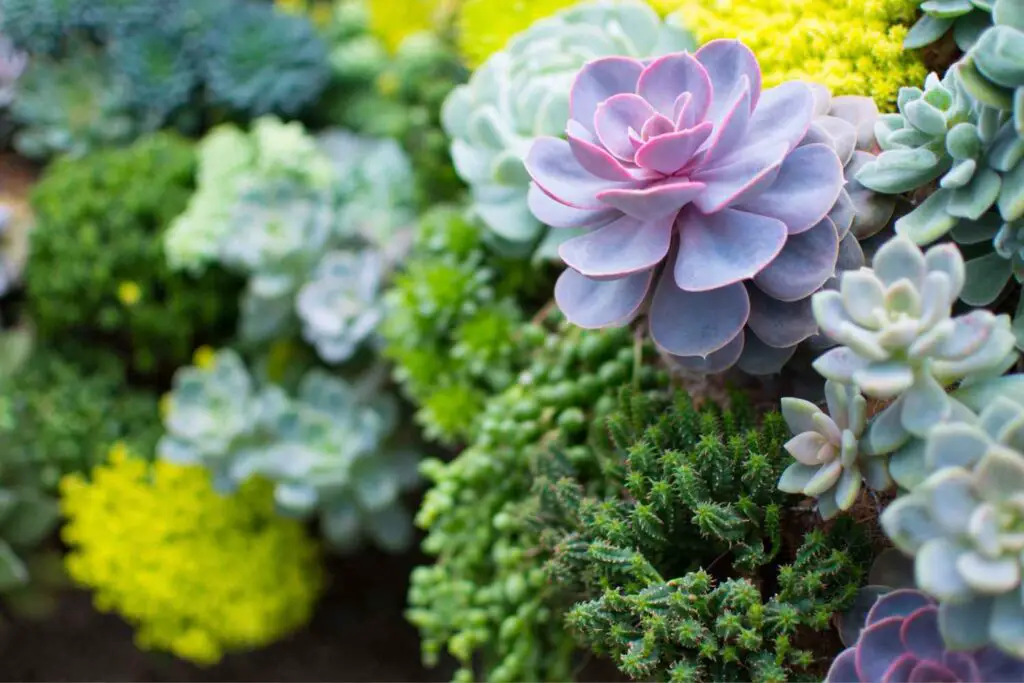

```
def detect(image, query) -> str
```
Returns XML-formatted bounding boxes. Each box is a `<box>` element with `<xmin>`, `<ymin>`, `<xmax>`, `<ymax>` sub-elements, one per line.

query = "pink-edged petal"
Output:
<box><xmin>559</xmin><ymin>213</ymin><xmax>673</xmax><ymax>278</ymax></box>
<box><xmin>900</xmin><ymin>607</ymin><xmax>945</xmax><ymax>663</ymax></box>
<box><xmin>640</xmin><ymin>113</ymin><xmax>674</xmax><ymax>140</ymax></box>
<box><xmin>701</xmin><ymin>77</ymin><xmax>753</xmax><ymax>165</ymax></box>
<box><xmin>667</xmin><ymin>330</ymin><xmax>745</xmax><ymax>374</ymax></box>
<box><xmin>594</xmin><ymin>93</ymin><xmax>656</xmax><ymax>161</ymax></box>
<box><xmin>752</xmin><ymin>217</ymin><xmax>839</xmax><ymax>302</ymax></box>
<box><xmin>527</xmin><ymin>183</ymin><xmax>617</xmax><ymax>229</ymax></box>
<box><xmin>570</xmin><ymin>56</ymin><xmax>644</xmax><ymax>134</ymax></box>
<box><xmin>673</xmin><ymin>92</ymin><xmax>699</xmax><ymax>130</ymax></box>
<box><xmin>635</xmin><ymin>122</ymin><xmax>714</xmax><ymax>175</ymax></box>
<box><xmin>941</xmin><ymin>653</ymin><xmax>981</xmax><ymax>682</ymax></box>
<box><xmin>881</xmin><ymin>655</ymin><xmax>918</xmax><ymax>683</ymax></box>
<box><xmin>826</xmin><ymin>649</ymin><xmax>859</xmax><ymax>683</ymax></box>
<box><xmin>567</xmin><ymin>129</ymin><xmax>636</xmax><ymax>182</ymax></box>
<box><xmin>856</xmin><ymin>617</ymin><xmax>907</xmax><ymax>682</ymax></box>
<box><xmin>649</xmin><ymin>275</ymin><xmax>750</xmax><ymax>356</ymax></box>
<box><xmin>736</xmin><ymin>143</ymin><xmax>845</xmax><ymax>234</ymax></box>
<box><xmin>736</xmin><ymin>329</ymin><xmax>798</xmax><ymax>375</ymax></box>
<box><xmin>695</xmin><ymin>39</ymin><xmax>762</xmax><ymax>122</ymax></box>
<box><xmin>746</xmin><ymin>285</ymin><xmax>818</xmax><ymax>347</ymax></box>
<box><xmin>744</xmin><ymin>81</ymin><xmax>815</xmax><ymax>155</ymax></box>
<box><xmin>690</xmin><ymin>142</ymin><xmax>787</xmax><ymax>213</ymax></box>
<box><xmin>554</xmin><ymin>268</ymin><xmax>652</xmax><ymax>329</ymax></box>
<box><xmin>674</xmin><ymin>208</ymin><xmax>788</xmax><ymax>291</ymax></box>
<box><xmin>597</xmin><ymin>179</ymin><xmax>704</xmax><ymax>221</ymax></box>
<box><xmin>637</xmin><ymin>52</ymin><xmax>712</xmax><ymax>119</ymax></box>
<box><xmin>525</xmin><ymin>137</ymin><xmax>628</xmax><ymax>209</ymax></box>
<box><xmin>907</xmin><ymin>662</ymin><xmax>958</xmax><ymax>683</ymax></box>
<box><xmin>866</xmin><ymin>590</ymin><xmax>935</xmax><ymax>627</ymax></box>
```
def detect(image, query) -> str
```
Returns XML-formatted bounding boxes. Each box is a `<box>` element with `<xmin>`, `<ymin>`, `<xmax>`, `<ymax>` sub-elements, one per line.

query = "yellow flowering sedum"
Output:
<box><xmin>457</xmin><ymin>0</ymin><xmax>580</xmax><ymax>67</ymax></box>
<box><xmin>60</xmin><ymin>445</ymin><xmax>324</xmax><ymax>666</ymax></box>
<box><xmin>670</xmin><ymin>0</ymin><xmax>926</xmax><ymax>110</ymax></box>
<box><xmin>367</xmin><ymin>0</ymin><xmax>455</xmax><ymax>53</ymax></box>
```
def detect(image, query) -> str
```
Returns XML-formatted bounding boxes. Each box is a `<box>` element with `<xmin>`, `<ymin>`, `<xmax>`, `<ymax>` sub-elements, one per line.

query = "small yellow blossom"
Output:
<box><xmin>60</xmin><ymin>446</ymin><xmax>324</xmax><ymax>666</ymax></box>
<box><xmin>669</xmin><ymin>0</ymin><xmax>926</xmax><ymax>110</ymax></box>
<box><xmin>367</xmin><ymin>0</ymin><xmax>450</xmax><ymax>53</ymax></box>
<box><xmin>191</xmin><ymin>345</ymin><xmax>216</xmax><ymax>371</ymax></box>
<box><xmin>117</xmin><ymin>281</ymin><xmax>142</xmax><ymax>306</ymax></box>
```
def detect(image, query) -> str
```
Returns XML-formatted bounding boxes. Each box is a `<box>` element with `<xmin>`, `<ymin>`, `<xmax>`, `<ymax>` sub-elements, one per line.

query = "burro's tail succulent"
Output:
<box><xmin>525</xmin><ymin>40</ymin><xmax>864</xmax><ymax>375</ymax></box>
<box><xmin>812</xmin><ymin>235</ymin><xmax>1016</xmax><ymax>452</ymax></box>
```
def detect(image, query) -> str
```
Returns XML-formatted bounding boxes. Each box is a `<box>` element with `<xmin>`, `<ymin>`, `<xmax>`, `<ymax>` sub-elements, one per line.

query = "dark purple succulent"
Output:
<box><xmin>525</xmin><ymin>39</ymin><xmax>848</xmax><ymax>374</ymax></box>
<box><xmin>827</xmin><ymin>589</ymin><xmax>1024</xmax><ymax>683</ymax></box>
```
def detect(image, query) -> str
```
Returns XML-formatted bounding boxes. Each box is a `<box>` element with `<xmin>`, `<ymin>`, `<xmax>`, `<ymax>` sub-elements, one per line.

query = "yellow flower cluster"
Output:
<box><xmin>367</xmin><ymin>0</ymin><xmax>456</xmax><ymax>53</ymax></box>
<box><xmin>60</xmin><ymin>444</ymin><xmax>324</xmax><ymax>666</ymax></box>
<box><xmin>457</xmin><ymin>0</ymin><xmax>581</xmax><ymax>68</ymax></box>
<box><xmin>669</xmin><ymin>0</ymin><xmax>926</xmax><ymax>110</ymax></box>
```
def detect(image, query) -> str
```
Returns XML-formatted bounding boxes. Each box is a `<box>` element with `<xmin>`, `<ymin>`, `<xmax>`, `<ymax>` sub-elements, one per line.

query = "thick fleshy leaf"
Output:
<box><xmin>925</xmin><ymin>423</ymin><xmax>991</xmax><ymax>472</ymax></box>
<box><xmin>691</xmin><ymin>142</ymin><xmax>787</xmax><ymax>213</ymax></box>
<box><xmin>974</xmin><ymin>448</ymin><xmax>1024</xmax><ymax>502</ymax></box>
<box><xmin>694</xmin><ymin>39</ymin><xmax>762</xmax><ymax>122</ymax></box>
<box><xmin>636</xmin><ymin>51</ymin><xmax>711</xmax><ymax>118</ymax></box>
<box><xmin>559</xmin><ymin>213</ymin><xmax>673</xmax><ymax>278</ymax></box>
<box><xmin>915</xmin><ymin>538</ymin><xmax>974</xmax><ymax>602</ymax></box>
<box><xmin>598</xmin><ymin>179</ymin><xmax>705</xmax><ymax>220</ymax></box>
<box><xmin>831</xmin><ymin>95</ymin><xmax>880</xmax><ymax>150</ymax></box>
<box><xmin>477</xmin><ymin>189</ymin><xmax>543</xmax><ymax>243</ymax></box>
<box><xmin>525</xmin><ymin>137</ymin><xmax>625</xmax><ymax>209</ymax></box>
<box><xmin>895</xmin><ymin>190</ymin><xmax>960</xmax><ymax>245</ymax></box>
<box><xmin>873</xmin><ymin>236</ymin><xmax>928</xmax><ymax>290</ymax></box>
<box><xmin>902</xmin><ymin>374</ymin><xmax>952</xmax><ymax>437</ymax></box>
<box><xmin>867</xmin><ymin>589</ymin><xmax>934</xmax><ymax>625</ymax></box>
<box><xmin>527</xmin><ymin>183</ymin><xmax>616</xmax><ymax>229</ymax></box>
<box><xmin>595</xmin><ymin>93</ymin><xmax>657</xmax><ymax>161</ymax></box>
<box><xmin>900</xmin><ymin>605</ymin><xmax>945</xmax><ymax>662</ymax></box>
<box><xmin>667</xmin><ymin>330</ymin><xmax>745</xmax><ymax>374</ymax></box>
<box><xmin>830</xmin><ymin>189</ymin><xmax>858</xmax><ymax>239</ymax></box>
<box><xmin>782</xmin><ymin>396</ymin><xmax>825</xmax><ymax>434</ymax></box>
<box><xmin>846</xmin><ymin>152</ymin><xmax>898</xmax><ymax>240</ymax></box>
<box><xmin>905</xmin><ymin>14</ymin><xmax>954</xmax><ymax>49</ymax></box>
<box><xmin>864</xmin><ymin>399</ymin><xmax>912</xmax><ymax>457</ymax></box>
<box><xmin>649</xmin><ymin>277</ymin><xmax>749</xmax><ymax>356</ymax></box>
<box><xmin>778</xmin><ymin>461</ymin><xmax>819</xmax><ymax>494</ymax></box>
<box><xmin>925</xmin><ymin>468</ymin><xmax>980</xmax><ymax>536</ymax></box>
<box><xmin>674</xmin><ymin>208</ymin><xmax>787</xmax><ymax>291</ymax></box>
<box><xmin>990</xmin><ymin>593</ymin><xmax>1024</xmax><ymax>658</ymax></box>
<box><xmin>735</xmin><ymin>331</ymin><xmax>797</xmax><ymax>375</ymax></box>
<box><xmin>854</xmin><ymin>362</ymin><xmax>916</xmax><ymax>398</ymax></box>
<box><xmin>554</xmin><ymin>268</ymin><xmax>652</xmax><ymax>329</ymax></box>
<box><xmin>856</xmin><ymin>617</ymin><xmax>906</xmax><ymax>682</ymax></box>
<box><xmin>634</xmin><ymin>122</ymin><xmax>713</xmax><ymax>175</ymax></box>
<box><xmin>745</xmin><ymin>81</ymin><xmax>816</xmax><ymax>155</ymax></box>
<box><xmin>701</xmin><ymin>78</ymin><xmax>753</xmax><ymax>165</ymax></box>
<box><xmin>824</xmin><ymin>648</ymin><xmax>858</xmax><ymax>683</ymax></box>
<box><xmin>958</xmin><ymin>551</ymin><xmax>1021</xmax><ymax>593</ymax></box>
<box><xmin>640</xmin><ymin>113</ymin><xmax>675</xmax><ymax>140</ymax></box>
<box><xmin>813</xmin><ymin>346</ymin><xmax>872</xmax><ymax>384</ymax></box>
<box><xmin>939</xmin><ymin>597</ymin><xmax>996</xmax><ymax>651</ymax></box>
<box><xmin>736</xmin><ymin>144</ymin><xmax>844</xmax><ymax>235</ymax></box>
<box><xmin>786</xmin><ymin>431</ymin><xmax>833</xmax><ymax>466</ymax></box>
<box><xmin>570</xmin><ymin>56</ymin><xmax>645</xmax><ymax>134</ymax></box>
<box><xmin>805</xmin><ymin>459</ymin><xmax>843</xmax><ymax>496</ymax></box>
<box><xmin>567</xmin><ymin>122</ymin><xmax>637</xmax><ymax>182</ymax></box>
<box><xmin>833</xmin><ymin>467</ymin><xmax>862</xmax><ymax>510</ymax></box>
<box><xmin>881</xmin><ymin>495</ymin><xmax>944</xmax><ymax>555</ymax></box>
<box><xmin>753</xmin><ymin>217</ymin><xmax>839</xmax><ymax>301</ymax></box>
<box><xmin>746</xmin><ymin>286</ymin><xmax>818</xmax><ymax>347</ymax></box>
<box><xmin>962</xmin><ymin>252</ymin><xmax>1013</xmax><ymax>306</ymax></box>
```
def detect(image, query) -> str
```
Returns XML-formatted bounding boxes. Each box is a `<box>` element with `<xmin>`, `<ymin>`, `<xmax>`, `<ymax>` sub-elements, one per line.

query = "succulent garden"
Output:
<box><xmin>0</xmin><ymin>0</ymin><xmax>1023</xmax><ymax>681</ymax></box>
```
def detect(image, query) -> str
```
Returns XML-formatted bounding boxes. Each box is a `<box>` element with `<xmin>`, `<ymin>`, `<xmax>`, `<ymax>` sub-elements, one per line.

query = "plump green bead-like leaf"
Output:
<box><xmin>916</xmin><ymin>538</ymin><xmax>976</xmax><ymax>600</ymax></box>
<box><xmin>896</xmin><ymin>190</ymin><xmax>961</xmax><ymax>244</ymax></box>
<box><xmin>855</xmin><ymin>148</ymin><xmax>945</xmax><ymax>194</ymax></box>
<box><xmin>939</xmin><ymin>597</ymin><xmax>997</xmax><ymax>650</ymax></box>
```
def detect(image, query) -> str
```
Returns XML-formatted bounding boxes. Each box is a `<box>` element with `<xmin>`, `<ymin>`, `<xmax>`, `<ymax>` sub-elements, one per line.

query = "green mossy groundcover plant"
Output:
<box><xmin>24</xmin><ymin>132</ymin><xmax>242</xmax><ymax>381</ymax></box>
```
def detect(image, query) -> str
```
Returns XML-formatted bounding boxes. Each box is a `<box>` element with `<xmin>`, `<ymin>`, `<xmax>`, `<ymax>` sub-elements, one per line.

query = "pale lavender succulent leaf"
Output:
<box><xmin>636</xmin><ymin>51</ymin><xmax>711</xmax><ymax>118</ymax></box>
<box><xmin>825</xmin><ymin>648</ymin><xmax>858</xmax><ymax>683</ymax></box>
<box><xmin>840</xmin><ymin>270</ymin><xmax>887</xmax><ymax>328</ymax></box>
<box><xmin>924</xmin><ymin>468</ymin><xmax>980</xmax><ymax>536</ymax></box>
<box><xmin>667</xmin><ymin>330</ymin><xmax>745</xmax><ymax>373</ymax></box>
<box><xmin>597</xmin><ymin>179</ymin><xmax>706</xmax><ymax>220</ymax></box>
<box><xmin>806</xmin><ymin>116</ymin><xmax>858</xmax><ymax>165</ymax></box>
<box><xmin>901</xmin><ymin>373</ymin><xmax>953</xmax><ymax>438</ymax></box>
<box><xmin>834</xmin><ymin>466</ymin><xmax>862</xmax><ymax>510</ymax></box>
<box><xmin>923</xmin><ymin>242</ymin><xmax>967</xmax><ymax>297</ymax></box>
<box><xmin>526</xmin><ymin>137</ymin><xmax>630</xmax><ymax>209</ymax></box>
<box><xmin>594</xmin><ymin>93</ymin><xmax>657</xmax><ymax>160</ymax></box>
<box><xmin>857</xmin><ymin>617</ymin><xmax>907</xmax><ymax>681</ymax></box>
<box><xmin>916</xmin><ymin>538</ymin><xmax>974</xmax><ymax>602</ymax></box>
<box><xmin>830</xmin><ymin>95</ymin><xmax>881</xmax><ymax>150</ymax></box>
<box><xmin>854</xmin><ymin>362</ymin><xmax>916</xmax><ymax>398</ymax></box>
<box><xmin>782</xmin><ymin>396</ymin><xmax>827</xmax><ymax>434</ymax></box>
<box><xmin>693</xmin><ymin>39</ymin><xmax>762</xmax><ymax>122</ymax></box>
<box><xmin>957</xmin><ymin>552</ymin><xmax>1022</xmax><ymax>593</ymax></box>
<box><xmin>874</xmin><ymin>236</ymin><xmax>929</xmax><ymax>289</ymax></box>
<box><xmin>700</xmin><ymin>78</ymin><xmax>753</xmax><ymax>165</ymax></box>
<box><xmin>974</xmin><ymin>449</ymin><xmax>1024</xmax><ymax>503</ymax></box>
<box><xmin>745</xmin><ymin>287</ymin><xmax>817</xmax><ymax>347</ymax></box>
<box><xmin>554</xmin><ymin>268</ymin><xmax>652</xmax><ymax>328</ymax></box>
<box><xmin>527</xmin><ymin>183</ymin><xmax>617</xmax><ymax>229</ymax></box>
<box><xmin>634</xmin><ymin>122</ymin><xmax>713</xmax><ymax>174</ymax></box>
<box><xmin>744</xmin><ymin>81</ymin><xmax>816</xmax><ymax>154</ymax></box>
<box><xmin>778</xmin><ymin>461</ymin><xmax>819</xmax><ymax>494</ymax></box>
<box><xmin>924</xmin><ymin>423</ymin><xmax>992</xmax><ymax>472</ymax></box>
<box><xmin>734</xmin><ymin>330</ymin><xmax>798</xmax><ymax>375</ymax></box>
<box><xmin>674</xmin><ymin>208</ymin><xmax>787</xmax><ymax>291</ymax></box>
<box><xmin>752</xmin><ymin>216</ymin><xmax>839</xmax><ymax>301</ymax></box>
<box><xmin>649</xmin><ymin>277</ymin><xmax>749</xmax><ymax>356</ymax></box>
<box><xmin>558</xmin><ymin>213</ymin><xmax>673</xmax><ymax>277</ymax></box>
<box><xmin>734</xmin><ymin>142</ymin><xmax>845</xmax><ymax>234</ymax></box>
<box><xmin>640</xmin><ymin>113</ymin><xmax>674</xmax><ymax>139</ymax></box>
<box><xmin>567</xmin><ymin>127</ymin><xmax>637</xmax><ymax>182</ymax></box>
<box><xmin>569</xmin><ymin>56</ymin><xmax>645</xmax><ymax>134</ymax></box>
<box><xmin>691</xmin><ymin>142</ymin><xmax>787</xmax><ymax>213</ymax></box>
<box><xmin>786</xmin><ymin>431</ymin><xmax>832</xmax><ymax>465</ymax></box>
<box><xmin>867</xmin><ymin>590</ymin><xmax>936</xmax><ymax>626</ymax></box>
<box><xmin>805</xmin><ymin>459</ymin><xmax>843</xmax><ymax>496</ymax></box>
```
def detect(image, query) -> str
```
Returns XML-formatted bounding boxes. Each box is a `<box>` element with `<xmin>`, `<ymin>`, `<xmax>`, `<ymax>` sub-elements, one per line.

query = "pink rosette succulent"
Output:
<box><xmin>525</xmin><ymin>40</ymin><xmax>848</xmax><ymax>373</ymax></box>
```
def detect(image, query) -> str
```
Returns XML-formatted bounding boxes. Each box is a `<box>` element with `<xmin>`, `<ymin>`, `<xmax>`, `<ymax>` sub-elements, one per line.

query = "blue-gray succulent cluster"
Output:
<box><xmin>904</xmin><ymin>0</ymin><xmax>994</xmax><ymax>51</ymax></box>
<box><xmin>442</xmin><ymin>0</ymin><xmax>694</xmax><ymax>255</ymax></box>
<box><xmin>158</xmin><ymin>348</ymin><xmax>419</xmax><ymax>552</ymax></box>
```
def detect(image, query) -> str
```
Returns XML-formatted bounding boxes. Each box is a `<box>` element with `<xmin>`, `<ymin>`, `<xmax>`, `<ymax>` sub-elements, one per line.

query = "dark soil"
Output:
<box><xmin>0</xmin><ymin>549</ymin><xmax>454</xmax><ymax>683</ymax></box>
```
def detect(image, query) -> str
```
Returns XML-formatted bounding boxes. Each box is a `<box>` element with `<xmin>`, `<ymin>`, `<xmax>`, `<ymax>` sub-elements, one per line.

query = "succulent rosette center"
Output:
<box><xmin>525</xmin><ymin>40</ymin><xmax>846</xmax><ymax>372</ymax></box>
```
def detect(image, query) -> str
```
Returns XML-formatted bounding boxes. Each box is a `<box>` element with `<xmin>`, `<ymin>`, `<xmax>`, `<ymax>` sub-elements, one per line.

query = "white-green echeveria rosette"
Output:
<box><xmin>296</xmin><ymin>250</ymin><xmax>384</xmax><ymax>364</ymax></box>
<box><xmin>881</xmin><ymin>408</ymin><xmax>1024</xmax><ymax>658</ymax></box>
<box><xmin>778</xmin><ymin>381</ymin><xmax>892</xmax><ymax>519</ymax></box>
<box><xmin>441</xmin><ymin>0</ymin><xmax>694</xmax><ymax>255</ymax></box>
<box><xmin>812</xmin><ymin>236</ymin><xmax>1017</xmax><ymax>455</ymax></box>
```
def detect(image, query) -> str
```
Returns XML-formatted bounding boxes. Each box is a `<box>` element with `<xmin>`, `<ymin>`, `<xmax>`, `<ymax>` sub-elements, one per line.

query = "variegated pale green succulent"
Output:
<box><xmin>812</xmin><ymin>236</ymin><xmax>1017</xmax><ymax>454</ymax></box>
<box><xmin>881</xmin><ymin>398</ymin><xmax>1024</xmax><ymax>658</ymax></box>
<box><xmin>778</xmin><ymin>381</ymin><xmax>892</xmax><ymax>519</ymax></box>
<box><xmin>441</xmin><ymin>0</ymin><xmax>693</xmax><ymax>254</ymax></box>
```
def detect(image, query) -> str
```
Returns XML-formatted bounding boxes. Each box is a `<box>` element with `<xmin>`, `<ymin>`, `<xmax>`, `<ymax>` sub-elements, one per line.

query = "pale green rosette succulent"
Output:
<box><xmin>812</xmin><ymin>236</ymin><xmax>1017</xmax><ymax>453</ymax></box>
<box><xmin>441</xmin><ymin>0</ymin><xmax>693</xmax><ymax>254</ymax></box>
<box><xmin>881</xmin><ymin>400</ymin><xmax>1024</xmax><ymax>658</ymax></box>
<box><xmin>778</xmin><ymin>381</ymin><xmax>892</xmax><ymax>519</ymax></box>
<box><xmin>296</xmin><ymin>250</ymin><xmax>383</xmax><ymax>364</ymax></box>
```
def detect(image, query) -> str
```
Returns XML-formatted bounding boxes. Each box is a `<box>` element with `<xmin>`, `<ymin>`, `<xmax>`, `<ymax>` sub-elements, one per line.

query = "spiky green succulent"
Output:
<box><xmin>778</xmin><ymin>381</ymin><xmax>892</xmax><ymax>519</ymax></box>
<box><xmin>881</xmin><ymin>396</ymin><xmax>1024</xmax><ymax>658</ymax></box>
<box><xmin>812</xmin><ymin>236</ymin><xmax>1017</xmax><ymax>454</ymax></box>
